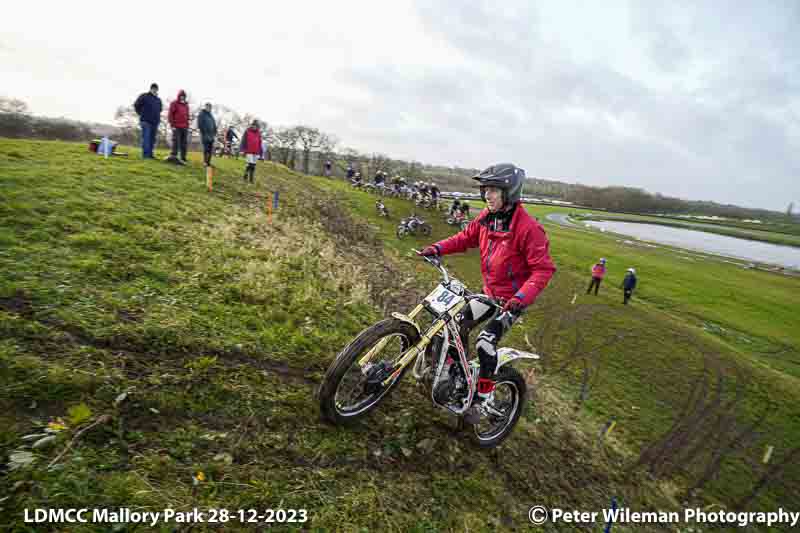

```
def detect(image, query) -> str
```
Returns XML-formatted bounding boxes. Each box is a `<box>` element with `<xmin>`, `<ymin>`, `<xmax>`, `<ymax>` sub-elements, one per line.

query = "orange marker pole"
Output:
<box><xmin>267</xmin><ymin>198</ymin><xmax>272</xmax><ymax>224</ymax></box>
<box><xmin>206</xmin><ymin>166</ymin><xmax>213</xmax><ymax>192</ymax></box>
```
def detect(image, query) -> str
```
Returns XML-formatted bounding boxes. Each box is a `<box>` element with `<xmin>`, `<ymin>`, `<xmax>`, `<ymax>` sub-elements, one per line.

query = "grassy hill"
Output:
<box><xmin>1</xmin><ymin>139</ymin><xmax>798</xmax><ymax>532</ymax></box>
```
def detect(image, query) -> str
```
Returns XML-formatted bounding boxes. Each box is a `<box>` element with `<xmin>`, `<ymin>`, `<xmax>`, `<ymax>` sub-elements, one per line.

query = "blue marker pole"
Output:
<box><xmin>604</xmin><ymin>497</ymin><xmax>617</xmax><ymax>533</ymax></box>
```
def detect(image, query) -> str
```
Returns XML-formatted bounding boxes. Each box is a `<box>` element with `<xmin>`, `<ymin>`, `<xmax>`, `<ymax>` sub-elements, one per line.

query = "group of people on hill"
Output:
<box><xmin>586</xmin><ymin>258</ymin><xmax>638</xmax><ymax>304</ymax></box>
<box><xmin>133</xmin><ymin>83</ymin><xmax>265</xmax><ymax>183</ymax></box>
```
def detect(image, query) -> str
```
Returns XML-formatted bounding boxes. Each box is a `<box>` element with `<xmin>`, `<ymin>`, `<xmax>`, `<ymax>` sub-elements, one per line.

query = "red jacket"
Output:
<box><xmin>434</xmin><ymin>203</ymin><xmax>556</xmax><ymax>307</ymax></box>
<box><xmin>168</xmin><ymin>90</ymin><xmax>190</xmax><ymax>128</ymax></box>
<box><xmin>241</xmin><ymin>127</ymin><xmax>263</xmax><ymax>155</ymax></box>
<box><xmin>591</xmin><ymin>263</ymin><xmax>606</xmax><ymax>278</ymax></box>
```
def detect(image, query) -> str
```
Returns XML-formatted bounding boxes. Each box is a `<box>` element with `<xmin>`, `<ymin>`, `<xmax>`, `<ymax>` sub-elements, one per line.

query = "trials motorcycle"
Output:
<box><xmin>319</xmin><ymin>254</ymin><xmax>539</xmax><ymax>447</ymax></box>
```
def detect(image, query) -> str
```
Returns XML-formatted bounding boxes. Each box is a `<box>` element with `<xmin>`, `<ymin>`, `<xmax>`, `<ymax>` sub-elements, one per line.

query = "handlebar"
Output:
<box><xmin>415</xmin><ymin>250</ymin><xmax>450</xmax><ymax>285</ymax></box>
<box><xmin>413</xmin><ymin>250</ymin><xmax>503</xmax><ymax>311</ymax></box>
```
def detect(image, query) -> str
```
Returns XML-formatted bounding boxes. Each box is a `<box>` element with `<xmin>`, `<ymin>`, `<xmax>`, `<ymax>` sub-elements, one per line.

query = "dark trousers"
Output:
<box><xmin>461</xmin><ymin>300</ymin><xmax>521</xmax><ymax>379</ymax></box>
<box><xmin>203</xmin><ymin>140</ymin><xmax>214</xmax><ymax>165</ymax></box>
<box><xmin>624</xmin><ymin>289</ymin><xmax>633</xmax><ymax>304</ymax></box>
<box><xmin>587</xmin><ymin>277</ymin><xmax>602</xmax><ymax>295</ymax></box>
<box><xmin>170</xmin><ymin>128</ymin><xmax>188</xmax><ymax>160</ymax></box>
<box><xmin>140</xmin><ymin>121</ymin><xmax>157</xmax><ymax>158</ymax></box>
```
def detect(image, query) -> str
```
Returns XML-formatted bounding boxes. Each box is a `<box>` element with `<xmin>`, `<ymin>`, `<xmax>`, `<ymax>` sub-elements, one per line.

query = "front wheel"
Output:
<box><xmin>470</xmin><ymin>366</ymin><xmax>527</xmax><ymax>448</ymax></box>
<box><xmin>396</xmin><ymin>226</ymin><xmax>406</xmax><ymax>238</ymax></box>
<box><xmin>319</xmin><ymin>319</ymin><xmax>420</xmax><ymax>425</ymax></box>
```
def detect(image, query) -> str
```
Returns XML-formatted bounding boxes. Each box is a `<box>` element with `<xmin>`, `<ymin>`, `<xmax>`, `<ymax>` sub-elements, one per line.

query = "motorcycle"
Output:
<box><xmin>376</xmin><ymin>200</ymin><xmax>390</xmax><ymax>218</ymax></box>
<box><xmin>318</xmin><ymin>254</ymin><xmax>538</xmax><ymax>447</ymax></box>
<box><xmin>396</xmin><ymin>215</ymin><xmax>431</xmax><ymax>238</ymax></box>
<box><xmin>447</xmin><ymin>210</ymin><xmax>470</xmax><ymax>231</ymax></box>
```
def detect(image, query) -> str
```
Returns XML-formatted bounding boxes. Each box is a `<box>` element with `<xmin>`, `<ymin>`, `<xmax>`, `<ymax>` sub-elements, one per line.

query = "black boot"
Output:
<box><xmin>248</xmin><ymin>164</ymin><xmax>256</xmax><ymax>183</ymax></box>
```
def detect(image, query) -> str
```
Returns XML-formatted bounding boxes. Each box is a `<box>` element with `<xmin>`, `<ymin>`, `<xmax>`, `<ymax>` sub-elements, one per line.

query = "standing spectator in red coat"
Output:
<box><xmin>587</xmin><ymin>258</ymin><xmax>606</xmax><ymax>295</ymax></box>
<box><xmin>239</xmin><ymin>120</ymin><xmax>263</xmax><ymax>183</ymax></box>
<box><xmin>167</xmin><ymin>90</ymin><xmax>190</xmax><ymax>164</ymax></box>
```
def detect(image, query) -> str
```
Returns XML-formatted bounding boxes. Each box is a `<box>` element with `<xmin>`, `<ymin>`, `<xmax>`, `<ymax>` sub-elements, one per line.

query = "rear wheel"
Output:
<box><xmin>470</xmin><ymin>366</ymin><xmax>527</xmax><ymax>448</ymax></box>
<box><xmin>319</xmin><ymin>319</ymin><xmax>420</xmax><ymax>425</ymax></box>
<box><xmin>420</xmin><ymin>224</ymin><xmax>432</xmax><ymax>236</ymax></box>
<box><xmin>396</xmin><ymin>226</ymin><xmax>407</xmax><ymax>238</ymax></box>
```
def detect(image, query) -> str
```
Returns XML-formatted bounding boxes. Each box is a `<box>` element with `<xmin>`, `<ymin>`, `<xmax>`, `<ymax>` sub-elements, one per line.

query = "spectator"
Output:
<box><xmin>346</xmin><ymin>164</ymin><xmax>355</xmax><ymax>180</ymax></box>
<box><xmin>324</xmin><ymin>159</ymin><xmax>332</xmax><ymax>177</ymax></box>
<box><xmin>133</xmin><ymin>83</ymin><xmax>163</xmax><ymax>159</ymax></box>
<box><xmin>197</xmin><ymin>103</ymin><xmax>217</xmax><ymax>167</ymax></box>
<box><xmin>239</xmin><ymin>120</ymin><xmax>263</xmax><ymax>183</ymax></box>
<box><xmin>587</xmin><ymin>258</ymin><xmax>606</xmax><ymax>295</ymax></box>
<box><xmin>261</xmin><ymin>135</ymin><xmax>269</xmax><ymax>161</ymax></box>
<box><xmin>167</xmin><ymin>90</ymin><xmax>190</xmax><ymax>164</ymax></box>
<box><xmin>621</xmin><ymin>268</ymin><xmax>637</xmax><ymax>304</ymax></box>
<box><xmin>225</xmin><ymin>127</ymin><xmax>239</xmax><ymax>158</ymax></box>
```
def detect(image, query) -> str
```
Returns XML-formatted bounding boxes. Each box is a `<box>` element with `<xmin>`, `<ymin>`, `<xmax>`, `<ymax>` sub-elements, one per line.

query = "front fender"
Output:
<box><xmin>496</xmin><ymin>347</ymin><xmax>540</xmax><ymax>372</ymax></box>
<box><xmin>391</xmin><ymin>312</ymin><xmax>421</xmax><ymax>337</ymax></box>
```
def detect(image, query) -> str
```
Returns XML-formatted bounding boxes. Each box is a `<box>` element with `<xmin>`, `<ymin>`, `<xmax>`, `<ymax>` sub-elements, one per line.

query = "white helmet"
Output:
<box><xmin>627</xmin><ymin>268</ymin><xmax>636</xmax><ymax>274</ymax></box>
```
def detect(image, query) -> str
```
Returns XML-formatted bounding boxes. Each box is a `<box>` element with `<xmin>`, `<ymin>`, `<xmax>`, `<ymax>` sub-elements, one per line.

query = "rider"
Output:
<box><xmin>429</xmin><ymin>182</ymin><xmax>441</xmax><ymax>205</ymax></box>
<box><xmin>225</xmin><ymin>127</ymin><xmax>239</xmax><ymax>157</ymax></box>
<box><xmin>420</xmin><ymin>163</ymin><xmax>556</xmax><ymax>421</ymax></box>
<box><xmin>419</xmin><ymin>181</ymin><xmax>430</xmax><ymax>197</ymax></box>
<box><xmin>449</xmin><ymin>198</ymin><xmax>462</xmax><ymax>217</ymax></box>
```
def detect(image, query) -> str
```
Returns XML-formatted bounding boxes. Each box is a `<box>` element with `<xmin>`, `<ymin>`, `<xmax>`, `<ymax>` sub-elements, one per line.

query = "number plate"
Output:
<box><xmin>424</xmin><ymin>284</ymin><xmax>460</xmax><ymax>314</ymax></box>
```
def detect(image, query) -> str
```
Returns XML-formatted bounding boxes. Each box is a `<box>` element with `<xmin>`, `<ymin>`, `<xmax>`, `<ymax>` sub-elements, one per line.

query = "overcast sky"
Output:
<box><xmin>2</xmin><ymin>1</ymin><xmax>798</xmax><ymax>210</ymax></box>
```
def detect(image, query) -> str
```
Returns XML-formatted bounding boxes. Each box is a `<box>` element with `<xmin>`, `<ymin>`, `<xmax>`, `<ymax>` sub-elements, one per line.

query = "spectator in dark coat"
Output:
<box><xmin>167</xmin><ymin>89</ymin><xmax>190</xmax><ymax>164</ymax></box>
<box><xmin>621</xmin><ymin>268</ymin><xmax>637</xmax><ymax>304</ymax></box>
<box><xmin>197</xmin><ymin>103</ymin><xmax>217</xmax><ymax>167</ymax></box>
<box><xmin>225</xmin><ymin>127</ymin><xmax>239</xmax><ymax>158</ymax></box>
<box><xmin>133</xmin><ymin>83</ymin><xmax>163</xmax><ymax>159</ymax></box>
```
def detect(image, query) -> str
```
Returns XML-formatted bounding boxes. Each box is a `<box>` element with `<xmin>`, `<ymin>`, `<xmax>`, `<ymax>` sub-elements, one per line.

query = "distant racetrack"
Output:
<box><xmin>545</xmin><ymin>213</ymin><xmax>580</xmax><ymax>227</ymax></box>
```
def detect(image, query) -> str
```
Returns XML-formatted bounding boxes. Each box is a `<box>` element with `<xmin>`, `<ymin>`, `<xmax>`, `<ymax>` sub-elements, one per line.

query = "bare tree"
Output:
<box><xmin>114</xmin><ymin>106</ymin><xmax>140</xmax><ymax>144</ymax></box>
<box><xmin>272</xmin><ymin>126</ymin><xmax>300</xmax><ymax>168</ymax></box>
<box><xmin>318</xmin><ymin>133</ymin><xmax>339</xmax><ymax>174</ymax></box>
<box><xmin>0</xmin><ymin>96</ymin><xmax>33</xmax><ymax>138</ymax></box>
<box><xmin>296</xmin><ymin>125</ymin><xmax>323</xmax><ymax>174</ymax></box>
<box><xmin>367</xmin><ymin>153</ymin><xmax>392</xmax><ymax>180</ymax></box>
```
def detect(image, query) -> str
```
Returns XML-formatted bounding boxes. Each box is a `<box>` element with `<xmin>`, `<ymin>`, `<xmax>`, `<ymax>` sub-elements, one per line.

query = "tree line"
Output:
<box><xmin>0</xmin><ymin>97</ymin><xmax>96</xmax><ymax>142</ymax></box>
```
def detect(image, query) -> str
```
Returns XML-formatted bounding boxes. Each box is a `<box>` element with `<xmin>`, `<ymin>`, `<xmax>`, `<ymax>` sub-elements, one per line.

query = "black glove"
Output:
<box><xmin>502</xmin><ymin>297</ymin><xmax>524</xmax><ymax>313</ymax></box>
<box><xmin>419</xmin><ymin>246</ymin><xmax>439</xmax><ymax>257</ymax></box>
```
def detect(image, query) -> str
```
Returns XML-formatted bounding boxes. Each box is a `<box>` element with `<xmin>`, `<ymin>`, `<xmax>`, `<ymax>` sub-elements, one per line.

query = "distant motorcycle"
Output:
<box><xmin>397</xmin><ymin>215</ymin><xmax>432</xmax><ymax>239</ymax></box>
<box><xmin>447</xmin><ymin>210</ymin><xmax>470</xmax><ymax>231</ymax></box>
<box><xmin>376</xmin><ymin>200</ymin><xmax>390</xmax><ymax>218</ymax></box>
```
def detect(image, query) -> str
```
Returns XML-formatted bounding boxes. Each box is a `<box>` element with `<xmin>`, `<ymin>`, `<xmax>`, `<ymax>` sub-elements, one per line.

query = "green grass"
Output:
<box><xmin>1</xmin><ymin>139</ymin><xmax>799</xmax><ymax>532</ymax></box>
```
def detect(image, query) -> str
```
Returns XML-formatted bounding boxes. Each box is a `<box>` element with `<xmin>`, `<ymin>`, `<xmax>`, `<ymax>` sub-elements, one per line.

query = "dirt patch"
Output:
<box><xmin>0</xmin><ymin>289</ymin><xmax>34</xmax><ymax>317</ymax></box>
<box><xmin>116</xmin><ymin>309</ymin><xmax>143</xmax><ymax>323</ymax></box>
